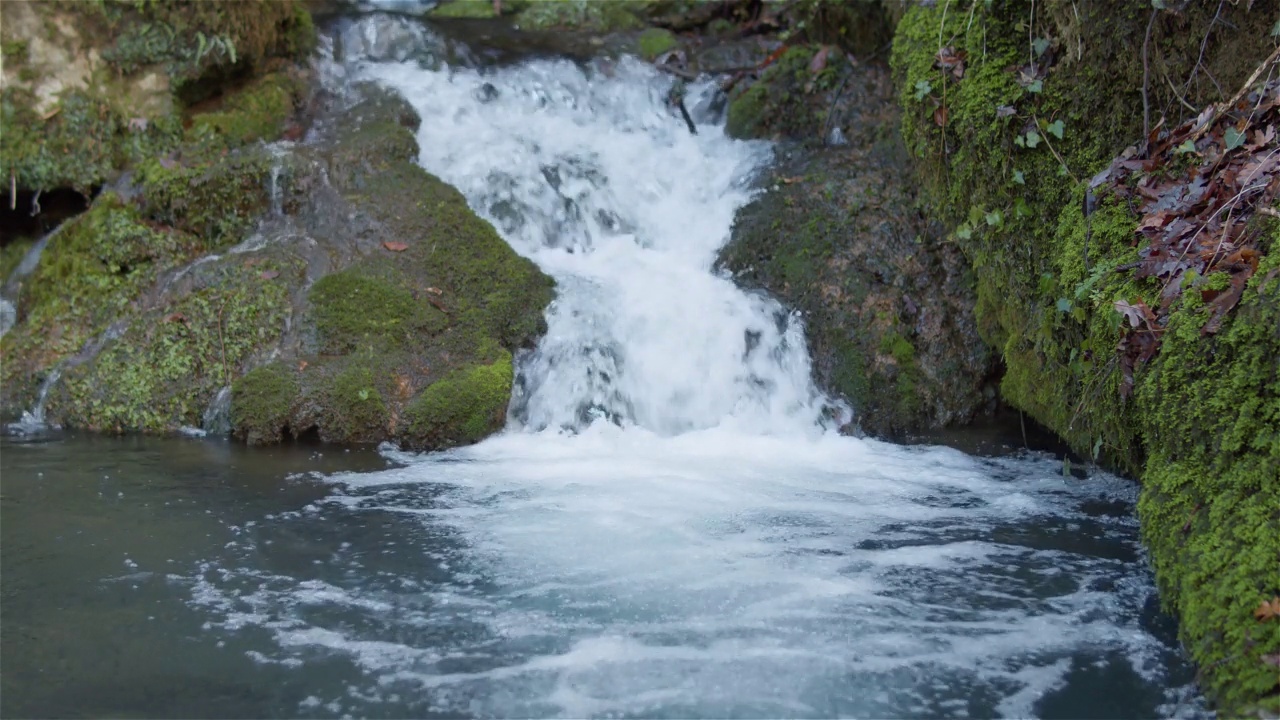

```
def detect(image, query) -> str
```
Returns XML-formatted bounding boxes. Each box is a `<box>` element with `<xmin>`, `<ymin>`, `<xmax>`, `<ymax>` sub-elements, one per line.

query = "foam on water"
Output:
<box><xmin>174</xmin><ymin>51</ymin><xmax>1200</xmax><ymax>718</ymax></box>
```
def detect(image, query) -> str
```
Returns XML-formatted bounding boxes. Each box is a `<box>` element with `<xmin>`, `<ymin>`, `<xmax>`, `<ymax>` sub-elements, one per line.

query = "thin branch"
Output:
<box><xmin>1142</xmin><ymin>8</ymin><xmax>1159</xmax><ymax>151</ymax></box>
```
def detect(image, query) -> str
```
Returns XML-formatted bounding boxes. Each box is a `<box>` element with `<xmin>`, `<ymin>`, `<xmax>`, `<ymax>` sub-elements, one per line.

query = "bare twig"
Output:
<box><xmin>217</xmin><ymin>300</ymin><xmax>230</xmax><ymax>387</ymax></box>
<box><xmin>1184</xmin><ymin>0</ymin><xmax>1226</xmax><ymax>99</ymax></box>
<box><xmin>1033</xmin><ymin>115</ymin><xmax>1080</xmax><ymax>184</ymax></box>
<box><xmin>1142</xmin><ymin>8</ymin><xmax>1159</xmax><ymax>152</ymax></box>
<box><xmin>1191</xmin><ymin>45</ymin><xmax>1280</xmax><ymax>143</ymax></box>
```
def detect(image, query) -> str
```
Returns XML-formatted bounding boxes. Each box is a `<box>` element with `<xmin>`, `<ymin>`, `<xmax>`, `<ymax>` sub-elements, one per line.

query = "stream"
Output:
<box><xmin>0</xmin><ymin>18</ymin><xmax>1205</xmax><ymax>720</ymax></box>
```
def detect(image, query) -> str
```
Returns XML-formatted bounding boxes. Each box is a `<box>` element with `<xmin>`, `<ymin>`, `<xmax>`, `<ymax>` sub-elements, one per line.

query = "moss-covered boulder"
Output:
<box><xmin>2</xmin><ymin>15</ymin><xmax>553</xmax><ymax>453</ymax></box>
<box><xmin>891</xmin><ymin>0</ymin><xmax>1279</xmax><ymax>712</ymax></box>
<box><xmin>220</xmin><ymin>84</ymin><xmax>554</xmax><ymax>447</ymax></box>
<box><xmin>722</xmin><ymin>58</ymin><xmax>997</xmax><ymax>436</ymax></box>
<box><xmin>0</xmin><ymin>0</ymin><xmax>315</xmax><ymax>197</ymax></box>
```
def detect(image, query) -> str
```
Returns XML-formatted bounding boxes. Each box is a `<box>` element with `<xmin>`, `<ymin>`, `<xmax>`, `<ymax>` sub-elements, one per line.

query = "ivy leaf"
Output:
<box><xmin>1032</xmin><ymin>38</ymin><xmax>1050</xmax><ymax>57</ymax></box>
<box><xmin>1014</xmin><ymin>197</ymin><xmax>1032</xmax><ymax>218</ymax></box>
<box><xmin>1174</xmin><ymin>139</ymin><xmax>1198</xmax><ymax>154</ymax></box>
<box><xmin>985</xmin><ymin>209</ymin><xmax>1004</xmax><ymax>227</ymax></box>
<box><xmin>914</xmin><ymin>79</ymin><xmax>933</xmax><ymax>101</ymax></box>
<box><xmin>1013</xmin><ymin>169</ymin><xmax>1026</xmax><ymax>185</ymax></box>
<box><xmin>1045</xmin><ymin>119</ymin><xmax>1065</xmax><ymax>140</ymax></box>
<box><xmin>956</xmin><ymin>224</ymin><xmax>973</xmax><ymax>240</ymax></box>
<box><xmin>1056</xmin><ymin>297</ymin><xmax>1072</xmax><ymax>313</ymax></box>
<box><xmin>1026</xmin><ymin>79</ymin><xmax>1043</xmax><ymax>94</ymax></box>
<box><xmin>1024</xmin><ymin>130</ymin><xmax>1042</xmax><ymax>148</ymax></box>
<box><xmin>1224</xmin><ymin>126</ymin><xmax>1246</xmax><ymax>151</ymax></box>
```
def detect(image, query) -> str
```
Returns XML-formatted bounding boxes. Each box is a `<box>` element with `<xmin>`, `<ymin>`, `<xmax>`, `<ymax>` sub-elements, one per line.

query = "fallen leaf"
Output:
<box><xmin>934</xmin><ymin>104</ymin><xmax>949</xmax><ymax>127</ymax></box>
<box><xmin>298</xmin><ymin>360</ymin><xmax>308</xmax><ymax>371</ymax></box>
<box><xmin>260</xmin><ymin>270</ymin><xmax>280</xmax><ymax>280</ymax></box>
<box><xmin>165</xmin><ymin>312</ymin><xmax>187</xmax><ymax>323</ymax></box>
<box><xmin>425</xmin><ymin>287</ymin><xmax>444</xmax><ymax>295</ymax></box>
<box><xmin>780</xmin><ymin>176</ymin><xmax>803</xmax><ymax>185</ymax></box>
<box><xmin>996</xmin><ymin>104</ymin><xmax>1017</xmax><ymax>118</ymax></box>
<box><xmin>40</xmin><ymin>106</ymin><xmax>61</xmax><ymax>121</ymax></box>
<box><xmin>934</xmin><ymin>46</ymin><xmax>966</xmax><ymax>79</ymax></box>
<box><xmin>808</xmin><ymin>45</ymin><xmax>831</xmax><ymax>74</ymax></box>
<box><xmin>1263</xmin><ymin>654</ymin><xmax>1280</xmax><ymax>668</ymax></box>
<box><xmin>383</xmin><ymin>241</ymin><xmax>409</xmax><ymax>252</ymax></box>
<box><xmin>1254</xmin><ymin>597</ymin><xmax>1280</xmax><ymax>622</ymax></box>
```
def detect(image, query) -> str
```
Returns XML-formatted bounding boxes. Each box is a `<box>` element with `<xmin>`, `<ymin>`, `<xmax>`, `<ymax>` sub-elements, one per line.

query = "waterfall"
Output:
<box><xmin>363</xmin><ymin>57</ymin><xmax>847</xmax><ymax>437</ymax></box>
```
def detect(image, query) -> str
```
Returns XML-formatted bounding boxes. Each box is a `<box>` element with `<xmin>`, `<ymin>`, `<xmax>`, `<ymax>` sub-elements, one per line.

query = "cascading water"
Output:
<box><xmin>128</xmin><ymin>38</ymin><xmax>1201</xmax><ymax>719</ymax></box>
<box><xmin>369</xmin><ymin>57</ymin><xmax>838</xmax><ymax>436</ymax></box>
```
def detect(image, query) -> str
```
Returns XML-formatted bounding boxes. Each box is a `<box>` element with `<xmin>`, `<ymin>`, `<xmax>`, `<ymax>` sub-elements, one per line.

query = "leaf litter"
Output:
<box><xmin>1089</xmin><ymin>74</ymin><xmax>1280</xmax><ymax>397</ymax></box>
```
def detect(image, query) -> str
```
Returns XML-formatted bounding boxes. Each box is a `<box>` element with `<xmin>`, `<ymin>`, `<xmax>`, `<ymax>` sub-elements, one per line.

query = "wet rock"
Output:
<box><xmin>1</xmin><ymin>28</ymin><xmax>552</xmax><ymax>450</ymax></box>
<box><xmin>720</xmin><ymin>62</ymin><xmax>998</xmax><ymax>438</ymax></box>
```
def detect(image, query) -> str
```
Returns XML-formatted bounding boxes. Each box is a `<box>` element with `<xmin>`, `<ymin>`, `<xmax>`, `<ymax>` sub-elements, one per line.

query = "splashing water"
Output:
<box><xmin>163</xmin><ymin>51</ymin><xmax>1200</xmax><ymax>718</ymax></box>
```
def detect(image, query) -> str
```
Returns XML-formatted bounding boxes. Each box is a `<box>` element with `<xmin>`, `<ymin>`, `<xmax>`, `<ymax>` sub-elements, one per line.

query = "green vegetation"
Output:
<box><xmin>231</xmin><ymin>362</ymin><xmax>300</xmax><ymax>445</ymax></box>
<box><xmin>637</xmin><ymin>27</ymin><xmax>677</xmax><ymax>60</ymax></box>
<box><xmin>891</xmin><ymin>1</ymin><xmax>1279</xmax><ymax>712</ymax></box>
<box><xmin>405</xmin><ymin>351</ymin><xmax>514</xmax><ymax>447</ymax></box>
<box><xmin>50</xmin><ymin>258</ymin><xmax>295</xmax><ymax>432</ymax></box>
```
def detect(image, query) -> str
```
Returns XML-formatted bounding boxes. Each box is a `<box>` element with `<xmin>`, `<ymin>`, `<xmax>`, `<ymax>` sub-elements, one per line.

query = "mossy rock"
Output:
<box><xmin>890</xmin><ymin>0</ymin><xmax>1279</xmax><ymax>711</ymax></box>
<box><xmin>513</xmin><ymin>0</ymin><xmax>644</xmax><ymax>31</ymax></box>
<box><xmin>48</xmin><ymin>255</ymin><xmax>297</xmax><ymax>433</ymax></box>
<box><xmin>231</xmin><ymin>362</ymin><xmax>300</xmax><ymax>445</ymax></box>
<box><xmin>187</xmin><ymin>71</ymin><xmax>305</xmax><ymax>149</ymax></box>
<box><xmin>637</xmin><ymin>28</ymin><xmax>677</xmax><ymax>60</ymax></box>
<box><xmin>725</xmin><ymin>45</ymin><xmax>851</xmax><ymax>141</ymax></box>
<box><xmin>223</xmin><ymin>85</ymin><xmax>555</xmax><ymax>449</ymax></box>
<box><xmin>135</xmin><ymin>149</ymin><xmax>274</xmax><ymax>250</ymax></box>
<box><xmin>404</xmin><ymin>351</ymin><xmax>513</xmax><ymax>448</ymax></box>
<box><xmin>0</xmin><ymin>1</ymin><xmax>315</xmax><ymax>196</ymax></box>
<box><xmin>722</xmin><ymin>127</ymin><xmax>996</xmax><ymax>436</ymax></box>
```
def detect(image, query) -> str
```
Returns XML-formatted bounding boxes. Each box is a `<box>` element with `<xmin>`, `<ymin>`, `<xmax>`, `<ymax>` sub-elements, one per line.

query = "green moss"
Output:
<box><xmin>50</xmin><ymin>257</ymin><xmax>294</xmax><ymax>433</ymax></box>
<box><xmin>1</xmin><ymin>88</ymin><xmax>135</xmax><ymax>194</ymax></box>
<box><xmin>890</xmin><ymin>1</ymin><xmax>1280</xmax><ymax>711</ymax></box>
<box><xmin>135</xmin><ymin>149</ymin><xmax>272</xmax><ymax>249</ymax></box>
<box><xmin>187</xmin><ymin>72</ymin><xmax>301</xmax><ymax>148</ymax></box>
<box><xmin>1136</xmin><ymin>252</ymin><xmax>1280</xmax><ymax>714</ymax></box>
<box><xmin>514</xmin><ymin>0</ymin><xmax>643</xmax><ymax>31</ymax></box>
<box><xmin>231</xmin><ymin>362</ymin><xmax>300</xmax><ymax>444</ymax></box>
<box><xmin>308</xmin><ymin>269</ymin><xmax>446</xmax><ymax>354</ymax></box>
<box><xmin>324</xmin><ymin>364</ymin><xmax>389</xmax><ymax>442</ymax></box>
<box><xmin>430</xmin><ymin>0</ymin><xmax>504</xmax><ymax>18</ymax></box>
<box><xmin>0</xmin><ymin>238</ymin><xmax>36</xmax><ymax>283</ymax></box>
<box><xmin>637</xmin><ymin>28</ymin><xmax>677</xmax><ymax>59</ymax></box>
<box><xmin>725</xmin><ymin>45</ymin><xmax>846</xmax><ymax>140</ymax></box>
<box><xmin>404</xmin><ymin>351</ymin><xmax>513</xmax><ymax>447</ymax></box>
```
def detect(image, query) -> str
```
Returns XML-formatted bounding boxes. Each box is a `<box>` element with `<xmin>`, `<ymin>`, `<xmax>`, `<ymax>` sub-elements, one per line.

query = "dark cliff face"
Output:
<box><xmin>720</xmin><ymin>46</ymin><xmax>1000</xmax><ymax>438</ymax></box>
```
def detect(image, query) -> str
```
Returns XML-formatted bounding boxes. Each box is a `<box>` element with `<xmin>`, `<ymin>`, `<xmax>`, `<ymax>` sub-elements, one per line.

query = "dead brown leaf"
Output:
<box><xmin>383</xmin><ymin>241</ymin><xmax>409</xmax><ymax>252</ymax></box>
<box><xmin>1254</xmin><ymin>597</ymin><xmax>1280</xmax><ymax>622</ymax></box>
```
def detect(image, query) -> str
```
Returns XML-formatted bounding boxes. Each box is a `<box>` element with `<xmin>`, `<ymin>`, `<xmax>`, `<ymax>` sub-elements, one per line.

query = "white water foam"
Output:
<box><xmin>175</xmin><ymin>53</ymin><xmax>1201</xmax><ymax>718</ymax></box>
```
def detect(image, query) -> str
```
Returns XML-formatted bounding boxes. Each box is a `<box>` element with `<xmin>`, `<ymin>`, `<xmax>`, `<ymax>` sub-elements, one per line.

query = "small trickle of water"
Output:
<box><xmin>202</xmin><ymin>385</ymin><xmax>234</xmax><ymax>437</ymax></box>
<box><xmin>0</xmin><ymin>297</ymin><xmax>15</xmax><ymax>338</ymax></box>
<box><xmin>8</xmin><ymin>368</ymin><xmax>62</xmax><ymax>434</ymax></box>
